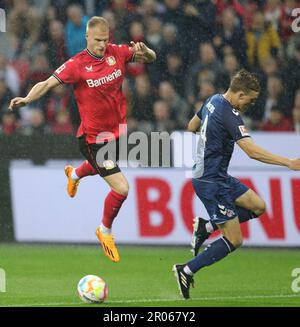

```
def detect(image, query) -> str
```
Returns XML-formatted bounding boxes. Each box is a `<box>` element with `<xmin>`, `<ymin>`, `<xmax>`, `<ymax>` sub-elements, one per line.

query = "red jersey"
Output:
<box><xmin>52</xmin><ymin>44</ymin><xmax>134</xmax><ymax>144</ymax></box>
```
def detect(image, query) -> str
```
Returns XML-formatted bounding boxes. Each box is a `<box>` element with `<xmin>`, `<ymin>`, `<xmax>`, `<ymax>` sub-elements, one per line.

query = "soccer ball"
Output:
<box><xmin>77</xmin><ymin>275</ymin><xmax>108</xmax><ymax>304</ymax></box>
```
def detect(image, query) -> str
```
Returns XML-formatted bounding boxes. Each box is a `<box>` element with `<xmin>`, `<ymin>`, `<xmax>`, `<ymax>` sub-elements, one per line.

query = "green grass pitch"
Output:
<box><xmin>0</xmin><ymin>244</ymin><xmax>299</xmax><ymax>307</ymax></box>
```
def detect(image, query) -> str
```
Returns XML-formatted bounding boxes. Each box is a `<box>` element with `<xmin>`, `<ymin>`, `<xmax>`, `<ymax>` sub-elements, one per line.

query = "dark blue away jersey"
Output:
<box><xmin>192</xmin><ymin>94</ymin><xmax>251</xmax><ymax>180</ymax></box>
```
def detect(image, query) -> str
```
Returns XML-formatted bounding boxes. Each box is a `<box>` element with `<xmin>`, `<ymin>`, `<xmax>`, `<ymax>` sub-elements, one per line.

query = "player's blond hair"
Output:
<box><xmin>86</xmin><ymin>16</ymin><xmax>109</xmax><ymax>31</ymax></box>
<box><xmin>229</xmin><ymin>69</ymin><xmax>261</xmax><ymax>94</ymax></box>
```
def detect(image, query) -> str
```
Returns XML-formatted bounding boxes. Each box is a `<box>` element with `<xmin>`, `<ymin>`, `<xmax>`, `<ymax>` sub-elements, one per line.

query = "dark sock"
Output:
<box><xmin>187</xmin><ymin>237</ymin><xmax>236</xmax><ymax>273</ymax></box>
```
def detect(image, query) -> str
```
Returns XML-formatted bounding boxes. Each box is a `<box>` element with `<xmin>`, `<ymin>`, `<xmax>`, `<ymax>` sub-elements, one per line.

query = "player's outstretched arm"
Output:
<box><xmin>187</xmin><ymin>114</ymin><xmax>201</xmax><ymax>133</ymax></box>
<box><xmin>8</xmin><ymin>76</ymin><xmax>60</xmax><ymax>110</ymax></box>
<box><xmin>238</xmin><ymin>137</ymin><xmax>300</xmax><ymax>170</ymax></box>
<box><xmin>130</xmin><ymin>41</ymin><xmax>156</xmax><ymax>63</ymax></box>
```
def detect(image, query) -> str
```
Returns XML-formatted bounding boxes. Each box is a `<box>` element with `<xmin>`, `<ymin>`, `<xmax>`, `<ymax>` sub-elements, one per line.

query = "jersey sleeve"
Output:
<box><xmin>52</xmin><ymin>58</ymin><xmax>80</xmax><ymax>84</ymax></box>
<box><xmin>116</xmin><ymin>44</ymin><xmax>135</xmax><ymax>63</ymax></box>
<box><xmin>196</xmin><ymin>105</ymin><xmax>203</xmax><ymax>120</ymax></box>
<box><xmin>223</xmin><ymin>109</ymin><xmax>251</xmax><ymax>142</ymax></box>
<box><xmin>196</xmin><ymin>98</ymin><xmax>210</xmax><ymax>120</ymax></box>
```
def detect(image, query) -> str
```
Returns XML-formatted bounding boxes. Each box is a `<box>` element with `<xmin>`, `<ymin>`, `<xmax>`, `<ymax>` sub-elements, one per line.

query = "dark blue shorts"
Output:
<box><xmin>192</xmin><ymin>176</ymin><xmax>249</xmax><ymax>225</ymax></box>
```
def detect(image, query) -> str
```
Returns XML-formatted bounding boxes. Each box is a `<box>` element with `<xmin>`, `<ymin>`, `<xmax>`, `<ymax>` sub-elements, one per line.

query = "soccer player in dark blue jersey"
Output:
<box><xmin>173</xmin><ymin>69</ymin><xmax>300</xmax><ymax>299</ymax></box>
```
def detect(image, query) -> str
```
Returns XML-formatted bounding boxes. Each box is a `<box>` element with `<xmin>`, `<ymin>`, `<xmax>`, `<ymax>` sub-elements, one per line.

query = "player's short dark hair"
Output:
<box><xmin>87</xmin><ymin>16</ymin><xmax>109</xmax><ymax>31</ymax></box>
<box><xmin>229</xmin><ymin>69</ymin><xmax>261</xmax><ymax>94</ymax></box>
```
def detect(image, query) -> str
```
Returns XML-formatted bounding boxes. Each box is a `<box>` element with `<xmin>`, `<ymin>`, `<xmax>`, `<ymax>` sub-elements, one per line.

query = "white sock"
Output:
<box><xmin>205</xmin><ymin>221</ymin><xmax>214</xmax><ymax>233</ymax></box>
<box><xmin>71</xmin><ymin>168</ymin><xmax>79</xmax><ymax>181</ymax></box>
<box><xmin>183</xmin><ymin>265</ymin><xmax>193</xmax><ymax>276</ymax></box>
<box><xmin>100</xmin><ymin>224</ymin><xmax>111</xmax><ymax>235</ymax></box>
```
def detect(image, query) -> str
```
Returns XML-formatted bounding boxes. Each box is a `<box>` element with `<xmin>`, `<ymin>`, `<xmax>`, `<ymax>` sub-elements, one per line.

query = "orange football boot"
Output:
<box><xmin>96</xmin><ymin>227</ymin><xmax>120</xmax><ymax>263</ymax></box>
<box><xmin>64</xmin><ymin>165</ymin><xmax>80</xmax><ymax>198</ymax></box>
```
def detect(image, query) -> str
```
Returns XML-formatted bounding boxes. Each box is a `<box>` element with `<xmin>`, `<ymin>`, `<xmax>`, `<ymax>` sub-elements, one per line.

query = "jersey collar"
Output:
<box><xmin>221</xmin><ymin>94</ymin><xmax>235</xmax><ymax>109</ymax></box>
<box><xmin>85</xmin><ymin>48</ymin><xmax>105</xmax><ymax>61</ymax></box>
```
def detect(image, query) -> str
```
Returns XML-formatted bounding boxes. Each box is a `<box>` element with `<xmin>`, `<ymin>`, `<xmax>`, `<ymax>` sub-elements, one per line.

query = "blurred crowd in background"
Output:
<box><xmin>0</xmin><ymin>0</ymin><xmax>300</xmax><ymax>137</ymax></box>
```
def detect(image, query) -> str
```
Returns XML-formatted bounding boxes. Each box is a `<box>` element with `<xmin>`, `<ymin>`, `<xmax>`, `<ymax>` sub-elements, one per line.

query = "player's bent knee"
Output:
<box><xmin>114</xmin><ymin>184</ymin><xmax>129</xmax><ymax>197</ymax></box>
<box><xmin>231</xmin><ymin>237</ymin><xmax>243</xmax><ymax>248</ymax></box>
<box><xmin>254</xmin><ymin>199</ymin><xmax>266</xmax><ymax>217</ymax></box>
<box><xmin>226</xmin><ymin>235</ymin><xmax>243</xmax><ymax>248</ymax></box>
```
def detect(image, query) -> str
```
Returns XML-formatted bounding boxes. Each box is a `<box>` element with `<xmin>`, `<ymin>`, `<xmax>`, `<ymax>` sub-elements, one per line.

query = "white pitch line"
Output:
<box><xmin>0</xmin><ymin>294</ymin><xmax>299</xmax><ymax>307</ymax></box>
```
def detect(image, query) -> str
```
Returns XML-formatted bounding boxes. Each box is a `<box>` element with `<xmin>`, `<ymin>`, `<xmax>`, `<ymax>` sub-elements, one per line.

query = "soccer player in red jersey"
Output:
<box><xmin>9</xmin><ymin>17</ymin><xmax>156</xmax><ymax>263</ymax></box>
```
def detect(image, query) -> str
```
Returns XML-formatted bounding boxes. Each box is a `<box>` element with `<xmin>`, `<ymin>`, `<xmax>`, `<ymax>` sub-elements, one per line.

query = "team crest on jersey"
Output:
<box><xmin>106</xmin><ymin>56</ymin><xmax>116</xmax><ymax>66</ymax></box>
